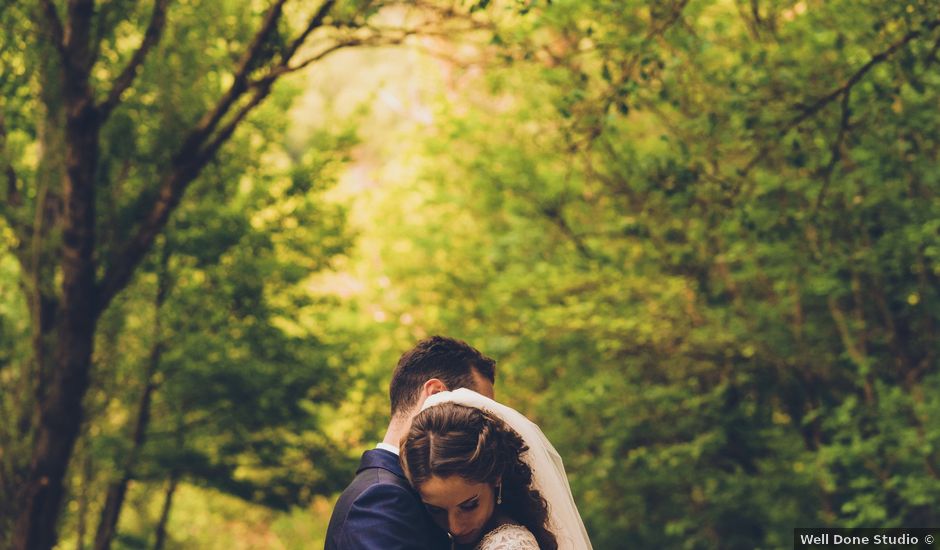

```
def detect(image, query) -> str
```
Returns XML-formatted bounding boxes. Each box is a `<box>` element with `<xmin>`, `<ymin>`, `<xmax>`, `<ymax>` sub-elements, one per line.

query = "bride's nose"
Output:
<box><xmin>448</xmin><ymin>513</ymin><xmax>470</xmax><ymax>536</ymax></box>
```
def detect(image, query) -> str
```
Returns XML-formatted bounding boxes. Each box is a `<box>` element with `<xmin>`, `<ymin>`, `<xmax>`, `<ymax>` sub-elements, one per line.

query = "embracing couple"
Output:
<box><xmin>325</xmin><ymin>336</ymin><xmax>592</xmax><ymax>550</ymax></box>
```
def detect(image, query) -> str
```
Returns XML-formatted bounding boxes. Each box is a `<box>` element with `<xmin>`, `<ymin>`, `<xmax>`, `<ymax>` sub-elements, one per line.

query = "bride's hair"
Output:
<box><xmin>400</xmin><ymin>403</ymin><xmax>558</xmax><ymax>550</ymax></box>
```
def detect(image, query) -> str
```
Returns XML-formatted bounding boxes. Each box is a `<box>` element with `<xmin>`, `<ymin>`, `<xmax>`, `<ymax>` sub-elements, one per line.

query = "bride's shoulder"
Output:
<box><xmin>474</xmin><ymin>522</ymin><xmax>539</xmax><ymax>550</ymax></box>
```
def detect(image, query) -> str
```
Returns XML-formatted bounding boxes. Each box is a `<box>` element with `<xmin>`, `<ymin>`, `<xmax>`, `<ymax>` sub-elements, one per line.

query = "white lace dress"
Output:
<box><xmin>473</xmin><ymin>523</ymin><xmax>540</xmax><ymax>550</ymax></box>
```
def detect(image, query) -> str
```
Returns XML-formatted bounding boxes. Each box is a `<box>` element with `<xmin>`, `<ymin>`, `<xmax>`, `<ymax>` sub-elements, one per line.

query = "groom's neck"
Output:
<box><xmin>381</xmin><ymin>412</ymin><xmax>412</xmax><ymax>450</ymax></box>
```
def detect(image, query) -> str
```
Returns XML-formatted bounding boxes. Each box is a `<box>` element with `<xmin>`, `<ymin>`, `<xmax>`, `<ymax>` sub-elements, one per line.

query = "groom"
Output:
<box><xmin>324</xmin><ymin>336</ymin><xmax>496</xmax><ymax>550</ymax></box>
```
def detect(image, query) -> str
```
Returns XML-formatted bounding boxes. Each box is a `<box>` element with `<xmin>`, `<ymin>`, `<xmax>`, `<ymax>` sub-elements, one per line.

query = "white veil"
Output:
<box><xmin>422</xmin><ymin>389</ymin><xmax>593</xmax><ymax>550</ymax></box>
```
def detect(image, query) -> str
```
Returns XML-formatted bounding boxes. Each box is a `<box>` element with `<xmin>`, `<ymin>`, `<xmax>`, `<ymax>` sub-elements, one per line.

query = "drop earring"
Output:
<box><xmin>497</xmin><ymin>484</ymin><xmax>502</xmax><ymax>505</ymax></box>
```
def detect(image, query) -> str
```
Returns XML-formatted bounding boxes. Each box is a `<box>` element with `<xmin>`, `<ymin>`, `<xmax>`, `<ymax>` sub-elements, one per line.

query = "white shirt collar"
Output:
<box><xmin>375</xmin><ymin>442</ymin><xmax>399</xmax><ymax>456</ymax></box>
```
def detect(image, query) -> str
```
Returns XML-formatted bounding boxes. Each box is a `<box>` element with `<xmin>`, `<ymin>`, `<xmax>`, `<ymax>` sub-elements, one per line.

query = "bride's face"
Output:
<box><xmin>418</xmin><ymin>475</ymin><xmax>497</xmax><ymax>545</ymax></box>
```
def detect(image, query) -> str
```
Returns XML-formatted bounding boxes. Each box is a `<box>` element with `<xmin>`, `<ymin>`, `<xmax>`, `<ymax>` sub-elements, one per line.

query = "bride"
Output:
<box><xmin>399</xmin><ymin>389</ymin><xmax>592</xmax><ymax>550</ymax></box>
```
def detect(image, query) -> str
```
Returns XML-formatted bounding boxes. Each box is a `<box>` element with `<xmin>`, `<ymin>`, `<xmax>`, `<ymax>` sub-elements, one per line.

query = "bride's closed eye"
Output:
<box><xmin>424</xmin><ymin>498</ymin><xmax>479</xmax><ymax>515</ymax></box>
<box><xmin>459</xmin><ymin>498</ymin><xmax>479</xmax><ymax>511</ymax></box>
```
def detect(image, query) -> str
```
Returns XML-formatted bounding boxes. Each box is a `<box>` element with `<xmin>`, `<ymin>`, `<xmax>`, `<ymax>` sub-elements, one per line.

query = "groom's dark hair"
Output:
<box><xmin>389</xmin><ymin>336</ymin><xmax>496</xmax><ymax>417</ymax></box>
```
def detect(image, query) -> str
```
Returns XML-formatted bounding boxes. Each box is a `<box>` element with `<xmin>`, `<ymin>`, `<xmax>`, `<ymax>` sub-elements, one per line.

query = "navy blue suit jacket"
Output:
<box><xmin>324</xmin><ymin>449</ymin><xmax>450</xmax><ymax>550</ymax></box>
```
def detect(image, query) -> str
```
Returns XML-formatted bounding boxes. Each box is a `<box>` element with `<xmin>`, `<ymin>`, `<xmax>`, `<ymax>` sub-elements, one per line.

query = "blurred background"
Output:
<box><xmin>1</xmin><ymin>0</ymin><xmax>938</xmax><ymax>548</ymax></box>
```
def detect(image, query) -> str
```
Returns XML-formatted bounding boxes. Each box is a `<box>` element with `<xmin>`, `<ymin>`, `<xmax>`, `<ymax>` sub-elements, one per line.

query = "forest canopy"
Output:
<box><xmin>1</xmin><ymin>0</ymin><xmax>938</xmax><ymax>548</ymax></box>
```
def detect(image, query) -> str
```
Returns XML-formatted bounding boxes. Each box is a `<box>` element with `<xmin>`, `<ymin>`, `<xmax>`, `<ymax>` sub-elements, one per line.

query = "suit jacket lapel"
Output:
<box><xmin>358</xmin><ymin>448</ymin><xmax>407</xmax><ymax>478</ymax></box>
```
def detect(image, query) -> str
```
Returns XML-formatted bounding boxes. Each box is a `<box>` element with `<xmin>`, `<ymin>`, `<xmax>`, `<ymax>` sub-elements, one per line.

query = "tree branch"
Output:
<box><xmin>97</xmin><ymin>0</ymin><xmax>171</xmax><ymax>121</ymax></box>
<box><xmin>272</xmin><ymin>30</ymin><xmax>418</xmax><ymax>78</ymax></box>
<box><xmin>733</xmin><ymin>0</ymin><xmax>762</xmax><ymax>41</ymax></box>
<box><xmin>96</xmin><ymin>0</ymin><xmax>340</xmax><ymax>314</ymax></box>
<box><xmin>281</xmin><ymin>0</ymin><xmax>337</xmax><ymax>63</ymax></box>
<box><xmin>89</xmin><ymin>1</ymin><xmax>111</xmax><ymax>68</ymax></box>
<box><xmin>540</xmin><ymin>203</ymin><xmax>597</xmax><ymax>261</ymax></box>
<box><xmin>813</xmin><ymin>88</ymin><xmax>851</xmax><ymax>212</ymax></box>
<box><xmin>591</xmin><ymin>0</ymin><xmax>689</xmax><ymax>139</ymax></box>
<box><xmin>92</xmin><ymin>242</ymin><xmax>169</xmax><ymax>550</ymax></box>
<box><xmin>738</xmin><ymin>19</ymin><xmax>940</xmax><ymax>178</ymax></box>
<box><xmin>174</xmin><ymin>0</ymin><xmax>290</xmax><ymax>156</ymax></box>
<box><xmin>0</xmin><ymin>110</ymin><xmax>20</xmax><ymax>207</ymax></box>
<box><xmin>192</xmin><ymin>84</ymin><xmax>276</xmax><ymax>178</ymax></box>
<box><xmin>827</xmin><ymin>295</ymin><xmax>868</xmax><ymax>370</ymax></box>
<box><xmin>64</xmin><ymin>0</ymin><xmax>97</xmax><ymax>73</ymax></box>
<box><xmin>924</xmin><ymin>34</ymin><xmax>940</xmax><ymax>68</ymax></box>
<box><xmin>790</xmin><ymin>20</ymin><xmax>938</xmax><ymax>130</ymax></box>
<box><xmin>0</xmin><ymin>110</ymin><xmax>30</xmax><ymax>254</ymax></box>
<box><xmin>191</xmin><ymin>31</ymin><xmax>425</xmax><ymax>229</ymax></box>
<box><xmin>38</xmin><ymin>0</ymin><xmax>67</xmax><ymax>62</ymax></box>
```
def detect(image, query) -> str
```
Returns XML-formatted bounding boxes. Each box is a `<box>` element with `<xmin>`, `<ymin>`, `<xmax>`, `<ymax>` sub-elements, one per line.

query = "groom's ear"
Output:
<box><xmin>421</xmin><ymin>378</ymin><xmax>448</xmax><ymax>397</ymax></box>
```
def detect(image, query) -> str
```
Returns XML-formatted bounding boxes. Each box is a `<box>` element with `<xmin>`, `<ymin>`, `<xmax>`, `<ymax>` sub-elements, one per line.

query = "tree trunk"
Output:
<box><xmin>0</xmin><ymin>12</ymin><xmax>65</xmax><ymax>543</ymax></box>
<box><xmin>152</xmin><ymin>473</ymin><xmax>180</xmax><ymax>550</ymax></box>
<box><xmin>13</xmin><ymin>5</ymin><xmax>103</xmax><ymax>542</ymax></box>
<box><xmin>75</xmin><ymin>446</ymin><xmax>94</xmax><ymax>550</ymax></box>
<box><xmin>93</xmin><ymin>245</ymin><xmax>169</xmax><ymax>550</ymax></box>
<box><xmin>9</xmin><ymin>1</ymin><xmax>339</xmax><ymax>545</ymax></box>
<box><xmin>92</xmin><ymin>372</ymin><xmax>158</xmax><ymax>550</ymax></box>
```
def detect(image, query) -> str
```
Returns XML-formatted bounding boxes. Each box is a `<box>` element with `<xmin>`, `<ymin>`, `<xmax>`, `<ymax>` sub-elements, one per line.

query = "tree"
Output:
<box><xmin>0</xmin><ymin>0</ymin><xmax>478</xmax><ymax>547</ymax></box>
<box><xmin>84</xmin><ymin>125</ymin><xmax>355</xmax><ymax>549</ymax></box>
<box><xmin>336</xmin><ymin>0</ymin><xmax>940</xmax><ymax>546</ymax></box>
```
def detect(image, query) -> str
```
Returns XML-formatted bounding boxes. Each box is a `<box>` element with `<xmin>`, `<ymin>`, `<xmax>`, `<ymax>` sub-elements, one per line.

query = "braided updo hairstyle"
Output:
<box><xmin>400</xmin><ymin>403</ymin><xmax>557</xmax><ymax>550</ymax></box>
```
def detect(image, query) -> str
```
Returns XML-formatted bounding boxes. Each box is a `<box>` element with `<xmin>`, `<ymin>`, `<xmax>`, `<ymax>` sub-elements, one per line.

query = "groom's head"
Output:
<box><xmin>389</xmin><ymin>336</ymin><xmax>495</xmax><ymax>420</ymax></box>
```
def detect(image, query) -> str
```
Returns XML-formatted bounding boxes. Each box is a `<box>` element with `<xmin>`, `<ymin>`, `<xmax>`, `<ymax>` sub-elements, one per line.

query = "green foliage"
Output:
<box><xmin>63</xmin><ymin>119</ymin><xmax>358</xmax><ymax>545</ymax></box>
<box><xmin>3</xmin><ymin>0</ymin><xmax>939</xmax><ymax>547</ymax></box>
<box><xmin>334</xmin><ymin>1</ymin><xmax>940</xmax><ymax>547</ymax></box>
<box><xmin>2</xmin><ymin>0</ymin><xmax>362</xmax><ymax>545</ymax></box>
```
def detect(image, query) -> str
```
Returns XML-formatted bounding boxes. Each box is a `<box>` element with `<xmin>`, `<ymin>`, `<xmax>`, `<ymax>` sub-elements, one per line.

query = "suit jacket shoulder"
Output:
<box><xmin>324</xmin><ymin>449</ymin><xmax>448</xmax><ymax>550</ymax></box>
